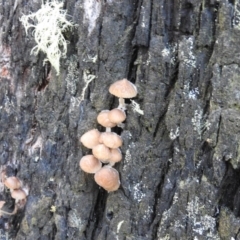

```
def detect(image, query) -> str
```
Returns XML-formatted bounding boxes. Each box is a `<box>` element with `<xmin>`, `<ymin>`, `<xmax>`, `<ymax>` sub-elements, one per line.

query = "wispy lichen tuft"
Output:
<box><xmin>20</xmin><ymin>0</ymin><xmax>75</xmax><ymax>75</ymax></box>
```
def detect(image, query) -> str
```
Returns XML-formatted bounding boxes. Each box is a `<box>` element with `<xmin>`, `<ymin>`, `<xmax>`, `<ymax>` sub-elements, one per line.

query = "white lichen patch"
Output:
<box><xmin>161</xmin><ymin>48</ymin><xmax>170</xmax><ymax>57</ymax></box>
<box><xmin>169</xmin><ymin>127</ymin><xmax>179</xmax><ymax>140</ymax></box>
<box><xmin>83</xmin><ymin>0</ymin><xmax>101</xmax><ymax>35</ymax></box>
<box><xmin>130</xmin><ymin>100</ymin><xmax>144</xmax><ymax>115</ymax></box>
<box><xmin>182</xmin><ymin>81</ymin><xmax>199</xmax><ymax>100</ymax></box>
<box><xmin>161</xmin><ymin>44</ymin><xmax>177</xmax><ymax>64</ymax></box>
<box><xmin>188</xmin><ymin>88</ymin><xmax>199</xmax><ymax>100</ymax></box>
<box><xmin>187</xmin><ymin>197</ymin><xmax>220</xmax><ymax>239</ymax></box>
<box><xmin>132</xmin><ymin>183</ymin><xmax>146</xmax><ymax>203</ymax></box>
<box><xmin>142</xmin><ymin>206</ymin><xmax>153</xmax><ymax>220</ymax></box>
<box><xmin>179</xmin><ymin>37</ymin><xmax>196</xmax><ymax>68</ymax></box>
<box><xmin>20</xmin><ymin>0</ymin><xmax>76</xmax><ymax>75</ymax></box>
<box><xmin>192</xmin><ymin>110</ymin><xmax>203</xmax><ymax>137</ymax></box>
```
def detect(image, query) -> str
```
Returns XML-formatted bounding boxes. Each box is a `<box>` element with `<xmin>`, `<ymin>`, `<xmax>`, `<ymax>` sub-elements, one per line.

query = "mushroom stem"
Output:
<box><xmin>106</xmin><ymin>127</ymin><xmax>111</xmax><ymax>132</ymax></box>
<box><xmin>109</xmin><ymin>161</ymin><xmax>115</xmax><ymax>167</ymax></box>
<box><xmin>118</xmin><ymin>98</ymin><xmax>126</xmax><ymax>111</ymax></box>
<box><xmin>0</xmin><ymin>205</ymin><xmax>17</xmax><ymax>216</ymax></box>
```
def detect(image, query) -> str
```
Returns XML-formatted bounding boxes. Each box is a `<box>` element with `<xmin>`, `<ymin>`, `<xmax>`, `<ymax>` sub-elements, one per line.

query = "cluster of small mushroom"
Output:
<box><xmin>80</xmin><ymin>79</ymin><xmax>137</xmax><ymax>192</ymax></box>
<box><xmin>1</xmin><ymin>176</ymin><xmax>27</xmax><ymax>215</ymax></box>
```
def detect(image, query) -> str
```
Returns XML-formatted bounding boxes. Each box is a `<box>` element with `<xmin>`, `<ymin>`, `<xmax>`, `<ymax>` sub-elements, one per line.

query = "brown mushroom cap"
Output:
<box><xmin>108</xmin><ymin>108</ymin><xmax>126</xmax><ymax>124</ymax></box>
<box><xmin>92</xmin><ymin>144</ymin><xmax>111</xmax><ymax>160</ymax></box>
<box><xmin>97</xmin><ymin>110</ymin><xmax>117</xmax><ymax>128</ymax></box>
<box><xmin>79</xmin><ymin>155</ymin><xmax>102</xmax><ymax>174</ymax></box>
<box><xmin>94</xmin><ymin>165</ymin><xmax>120</xmax><ymax>191</ymax></box>
<box><xmin>4</xmin><ymin>177</ymin><xmax>21</xmax><ymax>190</ymax></box>
<box><xmin>100</xmin><ymin>132</ymin><xmax>123</xmax><ymax>149</ymax></box>
<box><xmin>109</xmin><ymin>79</ymin><xmax>137</xmax><ymax>98</ymax></box>
<box><xmin>109</xmin><ymin>148</ymin><xmax>122</xmax><ymax>165</ymax></box>
<box><xmin>80</xmin><ymin>129</ymin><xmax>101</xmax><ymax>149</ymax></box>
<box><xmin>11</xmin><ymin>189</ymin><xmax>27</xmax><ymax>200</ymax></box>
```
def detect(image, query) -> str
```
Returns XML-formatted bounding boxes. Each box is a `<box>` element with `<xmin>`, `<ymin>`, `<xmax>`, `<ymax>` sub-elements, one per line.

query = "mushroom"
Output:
<box><xmin>109</xmin><ymin>79</ymin><xmax>137</xmax><ymax>110</ymax></box>
<box><xmin>11</xmin><ymin>189</ymin><xmax>27</xmax><ymax>201</ymax></box>
<box><xmin>0</xmin><ymin>202</ymin><xmax>17</xmax><ymax>216</ymax></box>
<box><xmin>108</xmin><ymin>108</ymin><xmax>126</xmax><ymax>124</ymax></box>
<box><xmin>92</xmin><ymin>144</ymin><xmax>111</xmax><ymax>160</ymax></box>
<box><xmin>100</xmin><ymin>132</ymin><xmax>123</xmax><ymax>149</ymax></box>
<box><xmin>109</xmin><ymin>148</ymin><xmax>122</xmax><ymax>166</ymax></box>
<box><xmin>79</xmin><ymin>155</ymin><xmax>102</xmax><ymax>174</ymax></box>
<box><xmin>94</xmin><ymin>165</ymin><xmax>120</xmax><ymax>191</ymax></box>
<box><xmin>80</xmin><ymin>129</ymin><xmax>101</xmax><ymax>149</ymax></box>
<box><xmin>97</xmin><ymin>110</ymin><xmax>116</xmax><ymax>132</ymax></box>
<box><xmin>4</xmin><ymin>176</ymin><xmax>21</xmax><ymax>190</ymax></box>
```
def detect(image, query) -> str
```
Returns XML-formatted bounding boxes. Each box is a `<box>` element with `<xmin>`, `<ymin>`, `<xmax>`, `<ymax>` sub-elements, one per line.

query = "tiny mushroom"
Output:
<box><xmin>108</xmin><ymin>108</ymin><xmax>126</xmax><ymax>124</ymax></box>
<box><xmin>100</xmin><ymin>132</ymin><xmax>123</xmax><ymax>149</ymax></box>
<box><xmin>0</xmin><ymin>203</ymin><xmax>17</xmax><ymax>216</ymax></box>
<box><xmin>109</xmin><ymin>78</ymin><xmax>137</xmax><ymax>110</ymax></box>
<box><xmin>109</xmin><ymin>148</ymin><xmax>122</xmax><ymax>166</ymax></box>
<box><xmin>92</xmin><ymin>144</ymin><xmax>111</xmax><ymax>160</ymax></box>
<box><xmin>4</xmin><ymin>177</ymin><xmax>21</xmax><ymax>190</ymax></box>
<box><xmin>80</xmin><ymin>129</ymin><xmax>101</xmax><ymax>149</ymax></box>
<box><xmin>79</xmin><ymin>155</ymin><xmax>102</xmax><ymax>174</ymax></box>
<box><xmin>97</xmin><ymin>110</ymin><xmax>116</xmax><ymax>132</ymax></box>
<box><xmin>11</xmin><ymin>189</ymin><xmax>27</xmax><ymax>201</ymax></box>
<box><xmin>94</xmin><ymin>165</ymin><xmax>120</xmax><ymax>191</ymax></box>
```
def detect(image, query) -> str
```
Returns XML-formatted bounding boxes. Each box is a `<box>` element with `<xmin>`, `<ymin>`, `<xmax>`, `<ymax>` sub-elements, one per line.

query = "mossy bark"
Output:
<box><xmin>0</xmin><ymin>0</ymin><xmax>239</xmax><ymax>239</ymax></box>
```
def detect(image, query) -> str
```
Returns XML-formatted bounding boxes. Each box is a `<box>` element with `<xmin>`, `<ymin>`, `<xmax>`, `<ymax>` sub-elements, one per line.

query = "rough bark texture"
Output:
<box><xmin>0</xmin><ymin>0</ymin><xmax>240</xmax><ymax>239</ymax></box>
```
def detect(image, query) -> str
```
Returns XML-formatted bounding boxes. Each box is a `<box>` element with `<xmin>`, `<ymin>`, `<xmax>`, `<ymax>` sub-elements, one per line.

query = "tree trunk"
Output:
<box><xmin>0</xmin><ymin>0</ymin><xmax>239</xmax><ymax>239</ymax></box>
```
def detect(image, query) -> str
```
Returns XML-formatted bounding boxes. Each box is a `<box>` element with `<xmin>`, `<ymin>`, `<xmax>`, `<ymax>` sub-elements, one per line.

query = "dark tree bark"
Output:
<box><xmin>0</xmin><ymin>0</ymin><xmax>239</xmax><ymax>239</ymax></box>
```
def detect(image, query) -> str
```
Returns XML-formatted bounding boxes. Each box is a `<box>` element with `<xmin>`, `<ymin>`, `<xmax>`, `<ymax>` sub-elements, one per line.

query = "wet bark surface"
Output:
<box><xmin>0</xmin><ymin>0</ymin><xmax>240</xmax><ymax>239</ymax></box>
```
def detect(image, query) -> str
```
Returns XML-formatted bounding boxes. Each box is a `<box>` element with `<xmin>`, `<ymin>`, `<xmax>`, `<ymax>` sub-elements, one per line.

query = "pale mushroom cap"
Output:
<box><xmin>80</xmin><ymin>129</ymin><xmax>101</xmax><ymax>149</ymax></box>
<box><xmin>11</xmin><ymin>189</ymin><xmax>27</xmax><ymax>200</ymax></box>
<box><xmin>79</xmin><ymin>155</ymin><xmax>102</xmax><ymax>174</ymax></box>
<box><xmin>4</xmin><ymin>177</ymin><xmax>21</xmax><ymax>190</ymax></box>
<box><xmin>92</xmin><ymin>144</ymin><xmax>111</xmax><ymax>160</ymax></box>
<box><xmin>108</xmin><ymin>108</ymin><xmax>126</xmax><ymax>124</ymax></box>
<box><xmin>94</xmin><ymin>165</ymin><xmax>120</xmax><ymax>191</ymax></box>
<box><xmin>109</xmin><ymin>148</ymin><xmax>122</xmax><ymax>164</ymax></box>
<box><xmin>100</xmin><ymin>132</ymin><xmax>123</xmax><ymax>149</ymax></box>
<box><xmin>97</xmin><ymin>110</ymin><xmax>117</xmax><ymax>128</ymax></box>
<box><xmin>109</xmin><ymin>79</ymin><xmax>137</xmax><ymax>98</ymax></box>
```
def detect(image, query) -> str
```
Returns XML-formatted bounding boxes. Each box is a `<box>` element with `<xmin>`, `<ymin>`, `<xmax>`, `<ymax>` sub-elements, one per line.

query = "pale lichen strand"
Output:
<box><xmin>130</xmin><ymin>100</ymin><xmax>144</xmax><ymax>115</ymax></box>
<box><xmin>20</xmin><ymin>0</ymin><xmax>76</xmax><ymax>75</ymax></box>
<box><xmin>83</xmin><ymin>0</ymin><xmax>101</xmax><ymax>35</ymax></box>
